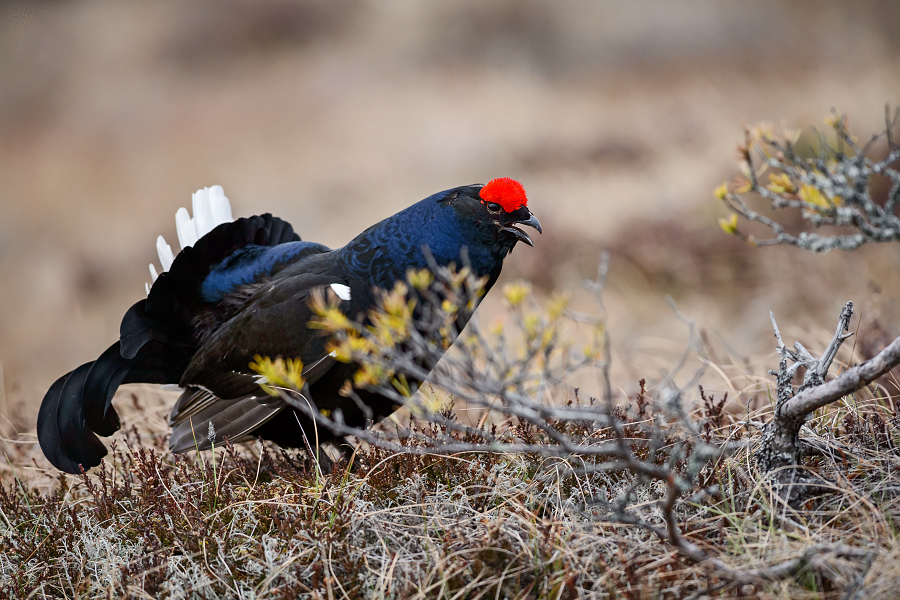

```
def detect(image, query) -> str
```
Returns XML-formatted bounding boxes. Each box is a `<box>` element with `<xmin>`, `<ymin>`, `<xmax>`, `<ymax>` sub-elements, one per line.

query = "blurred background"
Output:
<box><xmin>2</xmin><ymin>0</ymin><xmax>900</xmax><ymax>442</ymax></box>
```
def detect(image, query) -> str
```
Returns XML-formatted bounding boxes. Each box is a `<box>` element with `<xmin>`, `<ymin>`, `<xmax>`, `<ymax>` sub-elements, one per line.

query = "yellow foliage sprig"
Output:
<box><xmin>503</xmin><ymin>282</ymin><xmax>531</xmax><ymax>307</ymax></box>
<box><xmin>249</xmin><ymin>355</ymin><xmax>305</xmax><ymax>396</ymax></box>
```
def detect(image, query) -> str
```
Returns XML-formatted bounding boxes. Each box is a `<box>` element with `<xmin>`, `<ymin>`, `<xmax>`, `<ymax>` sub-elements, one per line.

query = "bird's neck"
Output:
<box><xmin>339</xmin><ymin>199</ymin><xmax>505</xmax><ymax>291</ymax></box>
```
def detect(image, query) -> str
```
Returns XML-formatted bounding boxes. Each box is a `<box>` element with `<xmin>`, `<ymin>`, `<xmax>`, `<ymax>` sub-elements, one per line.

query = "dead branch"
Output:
<box><xmin>757</xmin><ymin>301</ymin><xmax>900</xmax><ymax>505</ymax></box>
<box><xmin>780</xmin><ymin>334</ymin><xmax>900</xmax><ymax>423</ymax></box>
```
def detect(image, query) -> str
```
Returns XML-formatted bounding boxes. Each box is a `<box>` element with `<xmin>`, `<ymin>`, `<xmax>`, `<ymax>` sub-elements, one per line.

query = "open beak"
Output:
<box><xmin>501</xmin><ymin>211</ymin><xmax>542</xmax><ymax>247</ymax></box>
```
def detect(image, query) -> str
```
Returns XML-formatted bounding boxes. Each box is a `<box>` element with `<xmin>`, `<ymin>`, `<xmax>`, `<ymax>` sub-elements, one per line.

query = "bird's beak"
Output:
<box><xmin>502</xmin><ymin>211</ymin><xmax>542</xmax><ymax>247</ymax></box>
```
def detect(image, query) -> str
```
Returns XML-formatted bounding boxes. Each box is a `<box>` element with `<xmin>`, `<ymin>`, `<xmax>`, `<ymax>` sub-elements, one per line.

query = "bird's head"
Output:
<box><xmin>444</xmin><ymin>178</ymin><xmax>541</xmax><ymax>256</ymax></box>
<box><xmin>477</xmin><ymin>177</ymin><xmax>542</xmax><ymax>248</ymax></box>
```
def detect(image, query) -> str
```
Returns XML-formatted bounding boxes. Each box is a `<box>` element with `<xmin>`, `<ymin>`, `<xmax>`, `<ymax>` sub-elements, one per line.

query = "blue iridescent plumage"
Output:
<box><xmin>200</xmin><ymin>241</ymin><xmax>330</xmax><ymax>303</ymax></box>
<box><xmin>340</xmin><ymin>187</ymin><xmax>506</xmax><ymax>290</ymax></box>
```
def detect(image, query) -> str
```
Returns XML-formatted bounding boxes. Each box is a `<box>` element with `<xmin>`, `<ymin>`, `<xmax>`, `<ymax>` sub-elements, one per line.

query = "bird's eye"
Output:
<box><xmin>486</xmin><ymin>202</ymin><xmax>502</xmax><ymax>214</ymax></box>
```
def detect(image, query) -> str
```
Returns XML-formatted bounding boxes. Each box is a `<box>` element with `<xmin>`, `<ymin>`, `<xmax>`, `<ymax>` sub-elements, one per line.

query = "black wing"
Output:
<box><xmin>168</xmin><ymin>254</ymin><xmax>362</xmax><ymax>452</ymax></box>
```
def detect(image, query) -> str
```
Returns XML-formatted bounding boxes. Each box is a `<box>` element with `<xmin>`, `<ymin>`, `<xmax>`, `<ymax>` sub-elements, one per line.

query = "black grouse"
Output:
<box><xmin>37</xmin><ymin>179</ymin><xmax>541</xmax><ymax>473</ymax></box>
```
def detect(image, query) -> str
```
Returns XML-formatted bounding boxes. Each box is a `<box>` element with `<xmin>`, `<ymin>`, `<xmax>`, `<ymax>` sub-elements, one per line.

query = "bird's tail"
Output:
<box><xmin>37</xmin><ymin>187</ymin><xmax>300</xmax><ymax>473</ymax></box>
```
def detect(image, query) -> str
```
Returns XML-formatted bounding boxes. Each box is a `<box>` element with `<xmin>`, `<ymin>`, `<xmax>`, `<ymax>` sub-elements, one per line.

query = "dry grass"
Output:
<box><xmin>2</xmin><ymin>345</ymin><xmax>899</xmax><ymax>599</ymax></box>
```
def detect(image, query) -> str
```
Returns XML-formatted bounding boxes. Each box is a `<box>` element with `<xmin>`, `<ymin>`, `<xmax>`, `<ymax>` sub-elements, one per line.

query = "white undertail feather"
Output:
<box><xmin>156</xmin><ymin>236</ymin><xmax>175</xmax><ymax>271</ymax></box>
<box><xmin>174</xmin><ymin>207</ymin><xmax>196</xmax><ymax>250</ymax></box>
<box><xmin>146</xmin><ymin>185</ymin><xmax>234</xmax><ymax>295</ymax></box>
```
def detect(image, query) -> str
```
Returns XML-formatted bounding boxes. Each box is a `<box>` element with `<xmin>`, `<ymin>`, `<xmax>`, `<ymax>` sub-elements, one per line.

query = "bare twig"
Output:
<box><xmin>255</xmin><ymin>259</ymin><xmax>884</xmax><ymax>592</ymax></box>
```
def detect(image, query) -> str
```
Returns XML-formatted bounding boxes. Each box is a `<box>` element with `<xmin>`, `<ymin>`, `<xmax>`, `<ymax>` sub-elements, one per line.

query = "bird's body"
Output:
<box><xmin>38</xmin><ymin>180</ymin><xmax>540</xmax><ymax>474</ymax></box>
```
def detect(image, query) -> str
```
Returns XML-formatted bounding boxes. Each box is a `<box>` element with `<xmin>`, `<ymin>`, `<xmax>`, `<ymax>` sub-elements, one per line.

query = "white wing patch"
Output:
<box><xmin>330</xmin><ymin>283</ymin><xmax>351</xmax><ymax>301</ymax></box>
<box><xmin>147</xmin><ymin>185</ymin><xmax>234</xmax><ymax>295</ymax></box>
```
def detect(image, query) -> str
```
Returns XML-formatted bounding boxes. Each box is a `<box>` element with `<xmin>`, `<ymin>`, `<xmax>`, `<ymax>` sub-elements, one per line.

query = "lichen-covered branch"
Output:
<box><xmin>717</xmin><ymin>107</ymin><xmax>900</xmax><ymax>251</ymax></box>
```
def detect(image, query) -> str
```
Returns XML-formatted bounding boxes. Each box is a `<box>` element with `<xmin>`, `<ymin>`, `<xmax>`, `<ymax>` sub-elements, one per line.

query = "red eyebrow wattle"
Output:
<box><xmin>479</xmin><ymin>178</ymin><xmax>527</xmax><ymax>213</ymax></box>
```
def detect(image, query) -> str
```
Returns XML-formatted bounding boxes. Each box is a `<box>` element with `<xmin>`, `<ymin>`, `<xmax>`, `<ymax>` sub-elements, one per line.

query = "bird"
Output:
<box><xmin>37</xmin><ymin>179</ymin><xmax>541</xmax><ymax>474</ymax></box>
